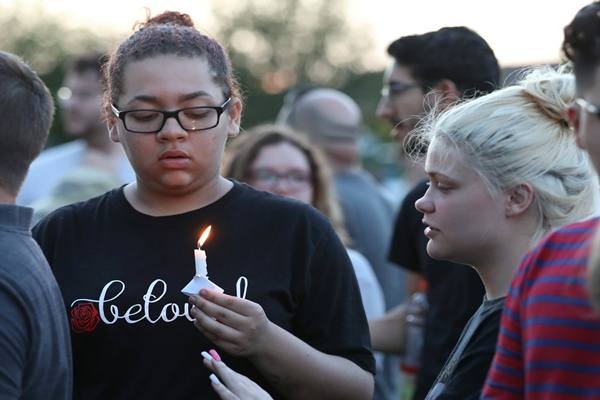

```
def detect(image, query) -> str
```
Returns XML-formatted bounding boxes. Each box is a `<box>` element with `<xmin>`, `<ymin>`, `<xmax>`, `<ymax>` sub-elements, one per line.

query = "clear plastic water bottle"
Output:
<box><xmin>401</xmin><ymin>282</ymin><xmax>428</xmax><ymax>375</ymax></box>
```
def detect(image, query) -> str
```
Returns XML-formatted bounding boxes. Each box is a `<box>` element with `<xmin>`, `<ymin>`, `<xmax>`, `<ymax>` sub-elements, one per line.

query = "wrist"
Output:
<box><xmin>248</xmin><ymin>320</ymin><xmax>279</xmax><ymax>361</ymax></box>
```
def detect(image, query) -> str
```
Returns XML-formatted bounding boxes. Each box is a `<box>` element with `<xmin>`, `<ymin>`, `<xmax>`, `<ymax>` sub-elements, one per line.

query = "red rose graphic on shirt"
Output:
<box><xmin>70</xmin><ymin>302</ymin><xmax>100</xmax><ymax>333</ymax></box>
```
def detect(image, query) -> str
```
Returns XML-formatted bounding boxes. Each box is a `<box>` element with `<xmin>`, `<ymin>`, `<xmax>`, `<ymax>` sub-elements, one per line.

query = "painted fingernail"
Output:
<box><xmin>201</xmin><ymin>351</ymin><xmax>212</xmax><ymax>361</ymax></box>
<box><xmin>209</xmin><ymin>349</ymin><xmax>221</xmax><ymax>361</ymax></box>
<box><xmin>209</xmin><ymin>373</ymin><xmax>221</xmax><ymax>385</ymax></box>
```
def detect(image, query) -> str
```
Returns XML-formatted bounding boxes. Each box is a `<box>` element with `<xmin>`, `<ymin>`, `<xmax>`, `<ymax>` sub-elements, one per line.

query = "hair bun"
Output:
<box><xmin>521</xmin><ymin>68</ymin><xmax>574</xmax><ymax>128</ymax></box>
<box><xmin>141</xmin><ymin>11</ymin><xmax>195</xmax><ymax>29</ymax></box>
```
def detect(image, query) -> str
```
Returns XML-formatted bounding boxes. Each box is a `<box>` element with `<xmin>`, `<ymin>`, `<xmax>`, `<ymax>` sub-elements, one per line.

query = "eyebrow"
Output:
<box><xmin>124</xmin><ymin>91</ymin><xmax>213</xmax><ymax>107</ymax></box>
<box><xmin>425</xmin><ymin>171</ymin><xmax>455</xmax><ymax>181</ymax></box>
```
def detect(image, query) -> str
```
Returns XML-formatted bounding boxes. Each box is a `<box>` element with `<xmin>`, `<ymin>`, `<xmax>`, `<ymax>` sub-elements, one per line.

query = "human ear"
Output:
<box><xmin>433</xmin><ymin>79</ymin><xmax>460</xmax><ymax>108</ymax></box>
<box><xmin>108</xmin><ymin>122</ymin><xmax>120</xmax><ymax>143</ymax></box>
<box><xmin>226</xmin><ymin>98</ymin><xmax>242</xmax><ymax>138</ymax></box>
<box><xmin>505</xmin><ymin>183</ymin><xmax>534</xmax><ymax>217</ymax></box>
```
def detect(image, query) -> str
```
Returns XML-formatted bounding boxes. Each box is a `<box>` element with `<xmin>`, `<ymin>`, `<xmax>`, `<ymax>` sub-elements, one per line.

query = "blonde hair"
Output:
<box><xmin>413</xmin><ymin>67</ymin><xmax>598</xmax><ymax>242</ymax></box>
<box><xmin>224</xmin><ymin>124</ymin><xmax>351</xmax><ymax>245</ymax></box>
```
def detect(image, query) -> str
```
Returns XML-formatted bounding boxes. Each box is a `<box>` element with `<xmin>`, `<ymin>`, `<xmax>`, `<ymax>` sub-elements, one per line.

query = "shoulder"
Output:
<box><xmin>528</xmin><ymin>217</ymin><xmax>599</xmax><ymax>260</ymax></box>
<box><xmin>33</xmin><ymin>188</ymin><xmax>120</xmax><ymax>236</ymax></box>
<box><xmin>0</xmin><ymin>230</ymin><xmax>56</xmax><ymax>301</ymax></box>
<box><xmin>512</xmin><ymin>217</ymin><xmax>599</xmax><ymax>292</ymax></box>
<box><xmin>545</xmin><ymin>217</ymin><xmax>599</xmax><ymax>242</ymax></box>
<box><xmin>231</xmin><ymin>181</ymin><xmax>332</xmax><ymax>231</ymax></box>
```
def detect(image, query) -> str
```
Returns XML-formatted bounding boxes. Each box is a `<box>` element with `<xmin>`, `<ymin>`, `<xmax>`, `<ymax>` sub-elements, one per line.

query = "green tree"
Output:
<box><xmin>209</xmin><ymin>0</ymin><xmax>375</xmax><ymax>127</ymax></box>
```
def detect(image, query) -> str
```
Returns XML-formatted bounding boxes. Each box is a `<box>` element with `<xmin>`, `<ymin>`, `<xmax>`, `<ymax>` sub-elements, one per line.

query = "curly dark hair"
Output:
<box><xmin>563</xmin><ymin>2</ymin><xmax>600</xmax><ymax>89</ymax></box>
<box><xmin>102</xmin><ymin>11</ymin><xmax>241</xmax><ymax>121</ymax></box>
<box><xmin>387</xmin><ymin>26</ymin><xmax>499</xmax><ymax>97</ymax></box>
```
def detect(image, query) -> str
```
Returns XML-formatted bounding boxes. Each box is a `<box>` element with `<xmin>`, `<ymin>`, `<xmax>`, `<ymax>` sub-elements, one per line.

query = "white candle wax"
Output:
<box><xmin>194</xmin><ymin>248</ymin><xmax>207</xmax><ymax>277</ymax></box>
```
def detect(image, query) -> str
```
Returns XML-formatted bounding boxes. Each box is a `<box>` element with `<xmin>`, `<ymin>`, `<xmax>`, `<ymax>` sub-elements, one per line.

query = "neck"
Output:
<box><xmin>474</xmin><ymin>229</ymin><xmax>535</xmax><ymax>300</ymax></box>
<box><xmin>124</xmin><ymin>176</ymin><xmax>232</xmax><ymax>216</ymax></box>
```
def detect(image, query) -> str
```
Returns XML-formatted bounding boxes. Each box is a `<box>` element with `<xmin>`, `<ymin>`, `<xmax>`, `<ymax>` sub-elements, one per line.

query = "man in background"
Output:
<box><xmin>17</xmin><ymin>52</ymin><xmax>134</xmax><ymax>206</ymax></box>
<box><xmin>0</xmin><ymin>50</ymin><xmax>72</xmax><ymax>399</ymax></box>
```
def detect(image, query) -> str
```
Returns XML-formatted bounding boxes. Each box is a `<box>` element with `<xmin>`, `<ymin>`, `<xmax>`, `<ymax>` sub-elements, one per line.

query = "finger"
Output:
<box><xmin>203</xmin><ymin>357</ymin><xmax>216</xmax><ymax>373</ymax></box>
<box><xmin>212</xmin><ymin>359</ymin><xmax>245</xmax><ymax>387</ymax></box>
<box><xmin>212</xmin><ymin>361</ymin><xmax>267</xmax><ymax>397</ymax></box>
<box><xmin>190</xmin><ymin>295</ymin><xmax>247</xmax><ymax>328</ymax></box>
<box><xmin>191</xmin><ymin>306</ymin><xmax>242</xmax><ymax>342</ymax></box>
<box><xmin>200</xmin><ymin>289</ymin><xmax>258</xmax><ymax>316</ymax></box>
<box><xmin>210</xmin><ymin>373</ymin><xmax>239</xmax><ymax>400</ymax></box>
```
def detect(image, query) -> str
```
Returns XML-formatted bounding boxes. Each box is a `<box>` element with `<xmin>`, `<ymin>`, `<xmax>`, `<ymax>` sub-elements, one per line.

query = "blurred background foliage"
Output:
<box><xmin>1</xmin><ymin>0</ymin><xmax>400</xmax><ymax>181</ymax></box>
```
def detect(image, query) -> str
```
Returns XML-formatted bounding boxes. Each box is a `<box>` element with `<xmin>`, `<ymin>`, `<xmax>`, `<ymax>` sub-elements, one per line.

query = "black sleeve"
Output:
<box><xmin>437</xmin><ymin>310</ymin><xmax>501</xmax><ymax>400</ymax></box>
<box><xmin>31</xmin><ymin>212</ymin><xmax>59</xmax><ymax>264</ymax></box>
<box><xmin>293</xmin><ymin>220</ymin><xmax>376</xmax><ymax>375</ymax></box>
<box><xmin>388</xmin><ymin>180</ymin><xmax>428</xmax><ymax>272</ymax></box>
<box><xmin>32</xmin><ymin>205</ymin><xmax>76</xmax><ymax>266</ymax></box>
<box><xmin>31</xmin><ymin>210</ymin><xmax>65</xmax><ymax>268</ymax></box>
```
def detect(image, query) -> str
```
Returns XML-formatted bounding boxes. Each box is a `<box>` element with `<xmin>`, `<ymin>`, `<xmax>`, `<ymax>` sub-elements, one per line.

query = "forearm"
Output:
<box><xmin>368</xmin><ymin>303</ymin><xmax>407</xmax><ymax>353</ymax></box>
<box><xmin>250</xmin><ymin>322</ymin><xmax>374</xmax><ymax>400</ymax></box>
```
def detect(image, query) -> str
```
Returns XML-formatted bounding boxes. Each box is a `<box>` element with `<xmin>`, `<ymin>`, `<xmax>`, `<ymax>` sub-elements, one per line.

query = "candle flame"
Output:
<box><xmin>197</xmin><ymin>225</ymin><xmax>212</xmax><ymax>249</ymax></box>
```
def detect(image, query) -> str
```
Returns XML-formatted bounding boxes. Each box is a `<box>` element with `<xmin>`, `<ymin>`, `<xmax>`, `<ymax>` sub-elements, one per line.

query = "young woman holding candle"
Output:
<box><xmin>32</xmin><ymin>11</ymin><xmax>374</xmax><ymax>400</ymax></box>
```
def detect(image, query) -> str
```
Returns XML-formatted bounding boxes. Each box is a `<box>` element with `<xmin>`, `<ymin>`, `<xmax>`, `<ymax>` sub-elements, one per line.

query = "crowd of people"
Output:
<box><xmin>2</xmin><ymin>3</ymin><xmax>600</xmax><ymax>400</ymax></box>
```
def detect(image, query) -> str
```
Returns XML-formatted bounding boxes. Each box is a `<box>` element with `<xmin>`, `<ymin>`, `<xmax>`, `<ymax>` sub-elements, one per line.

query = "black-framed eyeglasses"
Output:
<box><xmin>380</xmin><ymin>82</ymin><xmax>422</xmax><ymax>98</ymax></box>
<box><xmin>111</xmin><ymin>98</ymin><xmax>231</xmax><ymax>133</ymax></box>
<box><xmin>575</xmin><ymin>98</ymin><xmax>600</xmax><ymax>118</ymax></box>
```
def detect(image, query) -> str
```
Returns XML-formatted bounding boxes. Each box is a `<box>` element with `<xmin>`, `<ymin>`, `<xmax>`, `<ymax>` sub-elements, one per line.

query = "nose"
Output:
<box><xmin>376</xmin><ymin>96</ymin><xmax>393</xmax><ymax>120</ymax></box>
<box><xmin>269</xmin><ymin>177</ymin><xmax>297</xmax><ymax>196</ymax></box>
<box><xmin>415</xmin><ymin>188</ymin><xmax>434</xmax><ymax>214</ymax></box>
<box><xmin>156</xmin><ymin>115</ymin><xmax>188</xmax><ymax>141</ymax></box>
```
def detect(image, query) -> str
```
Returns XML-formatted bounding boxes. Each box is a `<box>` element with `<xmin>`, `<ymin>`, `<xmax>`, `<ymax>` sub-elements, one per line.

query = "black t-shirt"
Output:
<box><xmin>389</xmin><ymin>180</ymin><xmax>485</xmax><ymax>400</ymax></box>
<box><xmin>33</xmin><ymin>181</ymin><xmax>374</xmax><ymax>400</ymax></box>
<box><xmin>424</xmin><ymin>296</ymin><xmax>504</xmax><ymax>400</ymax></box>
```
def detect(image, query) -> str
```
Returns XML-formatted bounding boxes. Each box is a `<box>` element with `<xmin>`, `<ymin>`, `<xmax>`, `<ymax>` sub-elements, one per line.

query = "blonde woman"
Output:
<box><xmin>413</xmin><ymin>67</ymin><xmax>597</xmax><ymax>399</ymax></box>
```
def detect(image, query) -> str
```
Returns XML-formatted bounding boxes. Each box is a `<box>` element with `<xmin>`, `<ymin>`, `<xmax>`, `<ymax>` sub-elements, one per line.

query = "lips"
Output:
<box><xmin>422</xmin><ymin>219</ymin><xmax>440</xmax><ymax>237</ymax></box>
<box><xmin>158</xmin><ymin>149</ymin><xmax>191</xmax><ymax>169</ymax></box>
<box><xmin>391</xmin><ymin>122</ymin><xmax>410</xmax><ymax>142</ymax></box>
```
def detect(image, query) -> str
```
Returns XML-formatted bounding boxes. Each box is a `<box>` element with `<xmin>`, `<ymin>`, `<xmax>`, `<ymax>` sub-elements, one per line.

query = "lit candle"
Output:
<box><xmin>194</xmin><ymin>226</ymin><xmax>211</xmax><ymax>277</ymax></box>
<box><xmin>181</xmin><ymin>225</ymin><xmax>224</xmax><ymax>296</ymax></box>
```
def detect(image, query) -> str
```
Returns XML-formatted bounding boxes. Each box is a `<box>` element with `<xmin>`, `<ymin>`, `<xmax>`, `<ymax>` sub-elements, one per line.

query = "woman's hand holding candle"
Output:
<box><xmin>189</xmin><ymin>289</ymin><xmax>273</xmax><ymax>357</ymax></box>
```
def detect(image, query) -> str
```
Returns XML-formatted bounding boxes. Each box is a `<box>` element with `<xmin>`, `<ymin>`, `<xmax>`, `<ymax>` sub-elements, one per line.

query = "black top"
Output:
<box><xmin>424</xmin><ymin>296</ymin><xmax>504</xmax><ymax>400</ymax></box>
<box><xmin>389</xmin><ymin>180</ymin><xmax>485</xmax><ymax>400</ymax></box>
<box><xmin>34</xmin><ymin>182</ymin><xmax>374</xmax><ymax>400</ymax></box>
<box><xmin>0</xmin><ymin>204</ymin><xmax>72</xmax><ymax>399</ymax></box>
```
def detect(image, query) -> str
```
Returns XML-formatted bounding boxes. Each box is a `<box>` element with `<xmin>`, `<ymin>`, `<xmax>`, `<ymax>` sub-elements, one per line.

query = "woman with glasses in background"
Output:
<box><xmin>224</xmin><ymin>123</ymin><xmax>386</xmax><ymax>332</ymax></box>
<box><xmin>33</xmin><ymin>11</ymin><xmax>375</xmax><ymax>400</ymax></box>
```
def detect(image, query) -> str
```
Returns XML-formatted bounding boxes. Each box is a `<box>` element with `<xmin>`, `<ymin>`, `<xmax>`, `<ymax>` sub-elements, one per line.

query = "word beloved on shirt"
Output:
<box><xmin>69</xmin><ymin>278</ymin><xmax>248</xmax><ymax>331</ymax></box>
